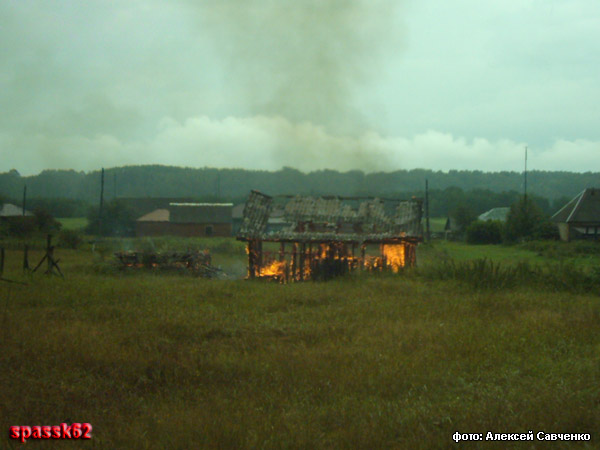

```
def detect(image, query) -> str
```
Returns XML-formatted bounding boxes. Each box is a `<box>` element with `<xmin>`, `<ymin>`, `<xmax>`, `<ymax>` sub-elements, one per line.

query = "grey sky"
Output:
<box><xmin>1</xmin><ymin>0</ymin><xmax>599</xmax><ymax>175</ymax></box>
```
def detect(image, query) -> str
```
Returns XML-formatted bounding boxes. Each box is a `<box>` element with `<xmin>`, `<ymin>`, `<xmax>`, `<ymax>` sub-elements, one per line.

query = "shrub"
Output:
<box><xmin>86</xmin><ymin>200</ymin><xmax>136</xmax><ymax>237</ymax></box>
<box><xmin>520</xmin><ymin>240</ymin><xmax>600</xmax><ymax>258</ymax></box>
<box><xmin>420</xmin><ymin>257</ymin><xmax>600</xmax><ymax>294</ymax></box>
<box><xmin>421</xmin><ymin>258</ymin><xmax>532</xmax><ymax>290</ymax></box>
<box><xmin>33</xmin><ymin>208</ymin><xmax>62</xmax><ymax>233</ymax></box>
<box><xmin>57</xmin><ymin>229</ymin><xmax>84</xmax><ymax>249</ymax></box>
<box><xmin>450</xmin><ymin>204</ymin><xmax>477</xmax><ymax>234</ymax></box>
<box><xmin>7</xmin><ymin>216</ymin><xmax>36</xmax><ymax>237</ymax></box>
<box><xmin>534</xmin><ymin>221</ymin><xmax>560</xmax><ymax>240</ymax></box>
<box><xmin>0</xmin><ymin>220</ymin><xmax>8</xmax><ymax>237</ymax></box>
<box><xmin>466</xmin><ymin>220</ymin><xmax>504</xmax><ymax>244</ymax></box>
<box><xmin>573</xmin><ymin>240</ymin><xmax>600</xmax><ymax>255</ymax></box>
<box><xmin>505</xmin><ymin>197</ymin><xmax>545</xmax><ymax>242</ymax></box>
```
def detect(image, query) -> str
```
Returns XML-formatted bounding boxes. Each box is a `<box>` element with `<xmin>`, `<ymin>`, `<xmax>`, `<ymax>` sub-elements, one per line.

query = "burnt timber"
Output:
<box><xmin>237</xmin><ymin>190</ymin><xmax>423</xmax><ymax>281</ymax></box>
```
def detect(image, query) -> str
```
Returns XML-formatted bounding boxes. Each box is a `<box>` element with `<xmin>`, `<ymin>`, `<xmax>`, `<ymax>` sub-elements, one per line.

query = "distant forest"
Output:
<box><xmin>0</xmin><ymin>166</ymin><xmax>598</xmax><ymax>218</ymax></box>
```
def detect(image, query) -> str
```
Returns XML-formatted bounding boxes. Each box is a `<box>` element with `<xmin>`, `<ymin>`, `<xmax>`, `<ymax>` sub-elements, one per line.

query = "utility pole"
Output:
<box><xmin>523</xmin><ymin>146</ymin><xmax>528</xmax><ymax>201</ymax></box>
<box><xmin>113</xmin><ymin>172</ymin><xmax>117</xmax><ymax>199</ymax></box>
<box><xmin>215</xmin><ymin>172</ymin><xmax>221</xmax><ymax>200</ymax></box>
<box><xmin>425</xmin><ymin>179</ymin><xmax>430</xmax><ymax>242</ymax></box>
<box><xmin>98</xmin><ymin>168</ymin><xmax>105</xmax><ymax>235</ymax></box>
<box><xmin>22</xmin><ymin>185</ymin><xmax>27</xmax><ymax>216</ymax></box>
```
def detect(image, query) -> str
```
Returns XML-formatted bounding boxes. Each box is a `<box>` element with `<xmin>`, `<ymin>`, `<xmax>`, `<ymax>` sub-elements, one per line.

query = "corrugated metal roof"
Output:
<box><xmin>478</xmin><ymin>207</ymin><xmax>510</xmax><ymax>222</ymax></box>
<box><xmin>238</xmin><ymin>191</ymin><xmax>422</xmax><ymax>241</ymax></box>
<box><xmin>0</xmin><ymin>203</ymin><xmax>33</xmax><ymax>217</ymax></box>
<box><xmin>137</xmin><ymin>209</ymin><xmax>170</xmax><ymax>222</ymax></box>
<box><xmin>137</xmin><ymin>204</ymin><xmax>233</xmax><ymax>223</ymax></box>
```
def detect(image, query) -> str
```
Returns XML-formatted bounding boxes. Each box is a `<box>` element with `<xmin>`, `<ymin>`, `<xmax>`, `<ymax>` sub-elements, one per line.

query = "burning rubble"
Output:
<box><xmin>237</xmin><ymin>191</ymin><xmax>423</xmax><ymax>282</ymax></box>
<box><xmin>114</xmin><ymin>249</ymin><xmax>223</xmax><ymax>278</ymax></box>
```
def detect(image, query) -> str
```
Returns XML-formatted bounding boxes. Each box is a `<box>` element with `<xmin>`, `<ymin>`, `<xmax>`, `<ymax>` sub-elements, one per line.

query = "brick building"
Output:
<box><xmin>136</xmin><ymin>203</ymin><xmax>232</xmax><ymax>237</ymax></box>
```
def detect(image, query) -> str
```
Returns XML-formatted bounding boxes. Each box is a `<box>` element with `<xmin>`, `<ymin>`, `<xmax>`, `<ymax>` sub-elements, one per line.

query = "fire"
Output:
<box><xmin>246</xmin><ymin>242</ymin><xmax>411</xmax><ymax>282</ymax></box>
<box><xmin>259</xmin><ymin>260</ymin><xmax>286</xmax><ymax>278</ymax></box>
<box><xmin>319</xmin><ymin>244</ymin><xmax>328</xmax><ymax>258</ymax></box>
<box><xmin>382</xmin><ymin>244</ymin><xmax>405</xmax><ymax>273</ymax></box>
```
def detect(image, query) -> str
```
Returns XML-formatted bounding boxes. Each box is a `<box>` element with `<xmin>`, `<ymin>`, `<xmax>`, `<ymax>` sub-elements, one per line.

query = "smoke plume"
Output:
<box><xmin>189</xmin><ymin>0</ymin><xmax>404</xmax><ymax>134</ymax></box>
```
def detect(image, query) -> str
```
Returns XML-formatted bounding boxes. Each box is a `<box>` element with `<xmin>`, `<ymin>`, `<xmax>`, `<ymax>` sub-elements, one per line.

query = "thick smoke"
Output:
<box><xmin>190</xmin><ymin>0</ymin><xmax>404</xmax><ymax>134</ymax></box>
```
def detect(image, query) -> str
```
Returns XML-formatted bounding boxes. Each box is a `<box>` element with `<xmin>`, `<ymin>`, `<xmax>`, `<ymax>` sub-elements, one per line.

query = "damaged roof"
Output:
<box><xmin>238</xmin><ymin>190</ymin><xmax>423</xmax><ymax>242</ymax></box>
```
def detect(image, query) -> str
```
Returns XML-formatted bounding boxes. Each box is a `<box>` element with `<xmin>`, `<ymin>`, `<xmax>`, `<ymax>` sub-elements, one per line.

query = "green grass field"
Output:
<box><xmin>1</xmin><ymin>239</ymin><xmax>598</xmax><ymax>448</ymax></box>
<box><xmin>428</xmin><ymin>216</ymin><xmax>447</xmax><ymax>233</ymax></box>
<box><xmin>57</xmin><ymin>217</ymin><xmax>88</xmax><ymax>230</ymax></box>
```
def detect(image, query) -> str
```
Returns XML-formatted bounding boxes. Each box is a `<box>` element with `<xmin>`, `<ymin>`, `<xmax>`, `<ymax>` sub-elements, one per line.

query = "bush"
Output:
<box><xmin>33</xmin><ymin>208</ymin><xmax>62</xmax><ymax>233</ymax></box>
<box><xmin>57</xmin><ymin>229</ymin><xmax>83</xmax><ymax>249</ymax></box>
<box><xmin>7</xmin><ymin>217</ymin><xmax>37</xmax><ymax>237</ymax></box>
<box><xmin>520</xmin><ymin>240</ymin><xmax>600</xmax><ymax>259</ymax></box>
<box><xmin>534</xmin><ymin>221</ymin><xmax>559</xmax><ymax>240</ymax></box>
<box><xmin>505</xmin><ymin>197</ymin><xmax>545</xmax><ymax>242</ymax></box>
<box><xmin>0</xmin><ymin>220</ymin><xmax>8</xmax><ymax>237</ymax></box>
<box><xmin>450</xmin><ymin>204</ymin><xmax>477</xmax><ymax>233</ymax></box>
<box><xmin>86</xmin><ymin>200</ymin><xmax>136</xmax><ymax>237</ymax></box>
<box><xmin>420</xmin><ymin>257</ymin><xmax>600</xmax><ymax>294</ymax></box>
<box><xmin>466</xmin><ymin>220</ymin><xmax>504</xmax><ymax>244</ymax></box>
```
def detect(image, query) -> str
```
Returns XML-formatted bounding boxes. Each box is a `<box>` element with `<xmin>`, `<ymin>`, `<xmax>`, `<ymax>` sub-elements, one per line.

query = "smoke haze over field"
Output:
<box><xmin>1</xmin><ymin>0</ymin><xmax>599</xmax><ymax>175</ymax></box>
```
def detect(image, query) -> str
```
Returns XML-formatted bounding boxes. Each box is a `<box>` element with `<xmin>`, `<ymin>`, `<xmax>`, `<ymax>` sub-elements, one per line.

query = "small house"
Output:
<box><xmin>551</xmin><ymin>188</ymin><xmax>600</xmax><ymax>241</ymax></box>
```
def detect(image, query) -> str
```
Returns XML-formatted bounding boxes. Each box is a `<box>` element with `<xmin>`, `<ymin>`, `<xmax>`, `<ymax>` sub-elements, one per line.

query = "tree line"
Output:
<box><xmin>0</xmin><ymin>165</ymin><xmax>597</xmax><ymax>218</ymax></box>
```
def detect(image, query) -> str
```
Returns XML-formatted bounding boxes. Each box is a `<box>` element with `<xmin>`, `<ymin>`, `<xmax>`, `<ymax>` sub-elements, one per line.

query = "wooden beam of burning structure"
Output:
<box><xmin>237</xmin><ymin>190</ymin><xmax>423</xmax><ymax>282</ymax></box>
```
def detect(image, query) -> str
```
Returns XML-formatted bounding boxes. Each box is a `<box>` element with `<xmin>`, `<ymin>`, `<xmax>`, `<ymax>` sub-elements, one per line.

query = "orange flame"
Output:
<box><xmin>259</xmin><ymin>260</ymin><xmax>286</xmax><ymax>278</ymax></box>
<box><xmin>382</xmin><ymin>244</ymin><xmax>405</xmax><ymax>273</ymax></box>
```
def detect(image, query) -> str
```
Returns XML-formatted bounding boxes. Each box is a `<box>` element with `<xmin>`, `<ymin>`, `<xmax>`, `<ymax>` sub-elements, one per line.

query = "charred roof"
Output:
<box><xmin>238</xmin><ymin>190</ymin><xmax>423</xmax><ymax>243</ymax></box>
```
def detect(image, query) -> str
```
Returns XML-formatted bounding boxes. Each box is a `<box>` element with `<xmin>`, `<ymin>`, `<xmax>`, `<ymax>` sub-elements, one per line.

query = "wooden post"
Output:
<box><xmin>247</xmin><ymin>241</ymin><xmax>255</xmax><ymax>278</ymax></box>
<box><xmin>257</xmin><ymin>241</ymin><xmax>263</xmax><ymax>274</ymax></box>
<box><xmin>343</xmin><ymin>244</ymin><xmax>348</xmax><ymax>274</ymax></box>
<box><xmin>284</xmin><ymin>254</ymin><xmax>290</xmax><ymax>283</ymax></box>
<box><xmin>308</xmin><ymin>243</ymin><xmax>313</xmax><ymax>279</ymax></box>
<box><xmin>360</xmin><ymin>244</ymin><xmax>366</xmax><ymax>270</ymax></box>
<box><xmin>23</xmin><ymin>245</ymin><xmax>29</xmax><ymax>272</ymax></box>
<box><xmin>22</xmin><ymin>185</ymin><xmax>27</xmax><ymax>216</ymax></box>
<box><xmin>425</xmin><ymin>179</ymin><xmax>430</xmax><ymax>242</ymax></box>
<box><xmin>299</xmin><ymin>243</ymin><xmax>306</xmax><ymax>281</ymax></box>
<box><xmin>98</xmin><ymin>168</ymin><xmax>105</xmax><ymax>235</ymax></box>
<box><xmin>46</xmin><ymin>234</ymin><xmax>53</xmax><ymax>274</ymax></box>
<box><xmin>291</xmin><ymin>243</ymin><xmax>297</xmax><ymax>281</ymax></box>
<box><xmin>279</xmin><ymin>242</ymin><xmax>285</xmax><ymax>262</ymax></box>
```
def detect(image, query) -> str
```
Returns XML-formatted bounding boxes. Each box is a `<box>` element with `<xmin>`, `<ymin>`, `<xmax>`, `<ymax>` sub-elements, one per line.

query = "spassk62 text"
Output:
<box><xmin>9</xmin><ymin>423</ymin><xmax>92</xmax><ymax>442</ymax></box>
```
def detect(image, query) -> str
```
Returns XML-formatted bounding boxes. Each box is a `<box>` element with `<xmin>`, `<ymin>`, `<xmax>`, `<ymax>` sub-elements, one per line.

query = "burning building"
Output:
<box><xmin>237</xmin><ymin>190</ymin><xmax>423</xmax><ymax>282</ymax></box>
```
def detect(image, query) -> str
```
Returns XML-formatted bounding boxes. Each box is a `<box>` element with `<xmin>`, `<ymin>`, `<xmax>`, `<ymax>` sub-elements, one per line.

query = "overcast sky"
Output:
<box><xmin>1</xmin><ymin>0</ymin><xmax>599</xmax><ymax>175</ymax></box>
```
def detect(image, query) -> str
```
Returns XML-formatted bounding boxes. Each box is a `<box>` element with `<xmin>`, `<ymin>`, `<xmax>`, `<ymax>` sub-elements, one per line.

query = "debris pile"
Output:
<box><xmin>114</xmin><ymin>250</ymin><xmax>222</xmax><ymax>278</ymax></box>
